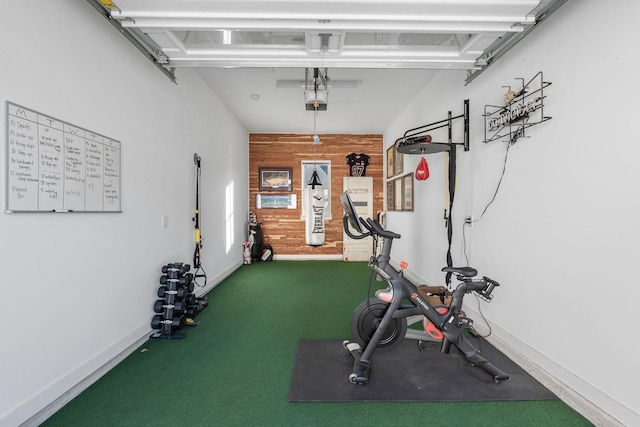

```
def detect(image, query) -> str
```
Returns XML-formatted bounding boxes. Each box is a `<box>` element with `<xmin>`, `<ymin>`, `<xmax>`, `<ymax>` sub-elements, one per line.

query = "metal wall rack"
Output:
<box><xmin>484</xmin><ymin>71</ymin><xmax>552</xmax><ymax>144</ymax></box>
<box><xmin>395</xmin><ymin>100</ymin><xmax>469</xmax><ymax>155</ymax></box>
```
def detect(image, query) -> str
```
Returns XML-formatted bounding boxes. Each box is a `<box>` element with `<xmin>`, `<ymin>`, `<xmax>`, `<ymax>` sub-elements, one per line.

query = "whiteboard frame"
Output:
<box><xmin>5</xmin><ymin>101</ymin><xmax>122</xmax><ymax>213</ymax></box>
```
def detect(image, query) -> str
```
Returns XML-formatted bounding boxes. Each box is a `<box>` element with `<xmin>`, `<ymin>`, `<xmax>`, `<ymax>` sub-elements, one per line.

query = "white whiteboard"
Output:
<box><xmin>5</xmin><ymin>102</ymin><xmax>121</xmax><ymax>212</ymax></box>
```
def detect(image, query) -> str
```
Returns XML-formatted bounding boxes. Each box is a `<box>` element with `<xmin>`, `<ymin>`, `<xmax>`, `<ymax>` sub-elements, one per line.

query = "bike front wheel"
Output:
<box><xmin>351</xmin><ymin>298</ymin><xmax>407</xmax><ymax>352</ymax></box>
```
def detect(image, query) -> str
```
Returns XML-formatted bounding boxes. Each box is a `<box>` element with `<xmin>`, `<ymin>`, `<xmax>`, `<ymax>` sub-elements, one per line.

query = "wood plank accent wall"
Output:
<box><xmin>249</xmin><ymin>133</ymin><xmax>383</xmax><ymax>256</ymax></box>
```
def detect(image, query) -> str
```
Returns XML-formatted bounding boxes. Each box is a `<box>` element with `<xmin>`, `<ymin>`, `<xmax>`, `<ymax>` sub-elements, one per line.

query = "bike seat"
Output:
<box><xmin>442</xmin><ymin>266</ymin><xmax>478</xmax><ymax>278</ymax></box>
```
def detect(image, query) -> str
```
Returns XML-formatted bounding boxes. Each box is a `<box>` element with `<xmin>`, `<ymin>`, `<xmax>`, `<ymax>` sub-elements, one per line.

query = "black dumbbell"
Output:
<box><xmin>157</xmin><ymin>286</ymin><xmax>189</xmax><ymax>299</ymax></box>
<box><xmin>151</xmin><ymin>314</ymin><xmax>184</xmax><ymax>330</ymax></box>
<box><xmin>153</xmin><ymin>299</ymin><xmax>186</xmax><ymax>314</ymax></box>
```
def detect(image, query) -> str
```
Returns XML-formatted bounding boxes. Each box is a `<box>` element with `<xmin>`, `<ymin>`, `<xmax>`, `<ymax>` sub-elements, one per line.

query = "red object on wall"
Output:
<box><xmin>416</xmin><ymin>156</ymin><xmax>430</xmax><ymax>181</ymax></box>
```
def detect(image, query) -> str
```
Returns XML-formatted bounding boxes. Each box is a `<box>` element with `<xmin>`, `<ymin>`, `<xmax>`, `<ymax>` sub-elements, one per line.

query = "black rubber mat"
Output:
<box><xmin>289</xmin><ymin>338</ymin><xmax>557</xmax><ymax>402</ymax></box>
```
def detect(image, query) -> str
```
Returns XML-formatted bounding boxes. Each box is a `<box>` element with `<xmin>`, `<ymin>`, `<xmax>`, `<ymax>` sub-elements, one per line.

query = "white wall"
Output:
<box><xmin>0</xmin><ymin>2</ymin><xmax>248</xmax><ymax>426</ymax></box>
<box><xmin>384</xmin><ymin>1</ymin><xmax>639</xmax><ymax>425</ymax></box>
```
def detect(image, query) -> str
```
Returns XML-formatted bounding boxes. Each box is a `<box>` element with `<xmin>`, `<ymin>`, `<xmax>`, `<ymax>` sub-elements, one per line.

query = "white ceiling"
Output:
<box><xmin>89</xmin><ymin>0</ymin><xmax>566</xmax><ymax>133</ymax></box>
<box><xmin>196</xmin><ymin>67</ymin><xmax>439</xmax><ymax>133</ymax></box>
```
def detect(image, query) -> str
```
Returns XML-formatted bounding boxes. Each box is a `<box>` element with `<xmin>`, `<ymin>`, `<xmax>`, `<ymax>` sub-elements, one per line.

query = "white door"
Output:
<box><xmin>343</xmin><ymin>177</ymin><xmax>373</xmax><ymax>261</ymax></box>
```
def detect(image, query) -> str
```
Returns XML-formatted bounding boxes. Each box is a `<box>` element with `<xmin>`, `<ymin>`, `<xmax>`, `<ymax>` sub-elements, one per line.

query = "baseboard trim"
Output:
<box><xmin>468</xmin><ymin>318</ymin><xmax>628</xmax><ymax>426</ymax></box>
<box><xmin>18</xmin><ymin>260</ymin><xmax>630</xmax><ymax>427</ymax></box>
<box><xmin>15</xmin><ymin>261</ymin><xmax>243</xmax><ymax>427</ymax></box>
<box><xmin>273</xmin><ymin>254</ymin><xmax>343</xmax><ymax>261</ymax></box>
<box><xmin>17</xmin><ymin>326</ymin><xmax>150</xmax><ymax>427</ymax></box>
<box><xmin>193</xmin><ymin>260</ymin><xmax>243</xmax><ymax>298</ymax></box>
<box><xmin>399</xmin><ymin>263</ymin><xmax>631</xmax><ymax>427</ymax></box>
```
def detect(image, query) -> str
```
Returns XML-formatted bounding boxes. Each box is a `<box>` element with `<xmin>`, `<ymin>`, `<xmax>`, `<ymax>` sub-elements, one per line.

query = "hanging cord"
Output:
<box><xmin>311</xmin><ymin>67</ymin><xmax>321</xmax><ymax>170</ymax></box>
<box><xmin>463</xmin><ymin>141</ymin><xmax>512</xmax><ymax>265</ymax></box>
<box><xmin>193</xmin><ymin>153</ymin><xmax>207</xmax><ymax>287</ymax></box>
<box><xmin>470</xmin><ymin>293</ymin><xmax>493</xmax><ymax>338</ymax></box>
<box><xmin>476</xmin><ymin>141</ymin><xmax>512</xmax><ymax>222</ymax></box>
<box><xmin>310</xmin><ymin>63</ymin><xmax>327</xmax><ymax>166</ymax></box>
<box><xmin>445</xmin><ymin>148</ymin><xmax>456</xmax><ymax>286</ymax></box>
<box><xmin>444</xmin><ymin>112</ymin><xmax>456</xmax><ymax>287</ymax></box>
<box><xmin>463</xmin><ymin>111</ymin><xmax>527</xmax><ymax>264</ymax></box>
<box><xmin>313</xmin><ymin>104</ymin><xmax>318</xmax><ymax>168</ymax></box>
<box><xmin>365</xmin><ymin>234</ymin><xmax>382</xmax><ymax>313</ymax></box>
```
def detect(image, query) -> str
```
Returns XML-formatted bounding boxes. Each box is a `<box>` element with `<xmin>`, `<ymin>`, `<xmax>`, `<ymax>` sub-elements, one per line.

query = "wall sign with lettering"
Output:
<box><xmin>5</xmin><ymin>102</ymin><xmax>121</xmax><ymax>212</ymax></box>
<box><xmin>483</xmin><ymin>71</ymin><xmax>552</xmax><ymax>145</ymax></box>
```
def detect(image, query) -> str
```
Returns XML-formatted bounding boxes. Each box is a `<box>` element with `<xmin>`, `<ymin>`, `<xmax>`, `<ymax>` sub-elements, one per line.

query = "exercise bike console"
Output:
<box><xmin>340</xmin><ymin>191</ymin><xmax>365</xmax><ymax>234</ymax></box>
<box><xmin>340</xmin><ymin>191</ymin><xmax>509</xmax><ymax>386</ymax></box>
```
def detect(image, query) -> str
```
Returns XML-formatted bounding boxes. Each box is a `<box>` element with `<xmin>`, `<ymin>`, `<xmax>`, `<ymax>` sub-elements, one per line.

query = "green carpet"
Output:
<box><xmin>43</xmin><ymin>261</ymin><xmax>592</xmax><ymax>426</ymax></box>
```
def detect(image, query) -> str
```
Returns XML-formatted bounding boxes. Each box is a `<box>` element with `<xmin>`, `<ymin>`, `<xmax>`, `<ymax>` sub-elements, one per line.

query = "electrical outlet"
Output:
<box><xmin>465</xmin><ymin>215</ymin><xmax>473</xmax><ymax>226</ymax></box>
<box><xmin>161</xmin><ymin>215</ymin><xmax>168</xmax><ymax>228</ymax></box>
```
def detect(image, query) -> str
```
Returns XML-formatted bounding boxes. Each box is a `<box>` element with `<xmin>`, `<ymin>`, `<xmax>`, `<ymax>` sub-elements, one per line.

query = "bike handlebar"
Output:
<box><xmin>366</xmin><ymin>218</ymin><xmax>402</xmax><ymax>239</ymax></box>
<box><xmin>342</xmin><ymin>215</ymin><xmax>401</xmax><ymax>240</ymax></box>
<box><xmin>343</xmin><ymin>216</ymin><xmax>371</xmax><ymax>240</ymax></box>
<box><xmin>453</xmin><ymin>276</ymin><xmax>500</xmax><ymax>302</ymax></box>
<box><xmin>479</xmin><ymin>276</ymin><xmax>500</xmax><ymax>301</ymax></box>
<box><xmin>343</xmin><ymin>213</ymin><xmax>501</xmax><ymax>303</ymax></box>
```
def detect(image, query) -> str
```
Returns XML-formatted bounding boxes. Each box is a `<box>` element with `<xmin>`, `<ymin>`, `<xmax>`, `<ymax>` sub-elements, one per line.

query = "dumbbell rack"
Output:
<box><xmin>150</xmin><ymin>262</ymin><xmax>195</xmax><ymax>340</ymax></box>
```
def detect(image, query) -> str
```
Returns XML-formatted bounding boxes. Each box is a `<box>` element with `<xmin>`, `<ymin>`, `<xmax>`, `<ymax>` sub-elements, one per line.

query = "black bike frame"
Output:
<box><xmin>345</xmin><ymin>215</ymin><xmax>508</xmax><ymax>382</ymax></box>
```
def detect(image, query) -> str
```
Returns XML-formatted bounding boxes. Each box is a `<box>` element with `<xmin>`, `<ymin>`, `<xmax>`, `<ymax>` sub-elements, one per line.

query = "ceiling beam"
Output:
<box><xmin>85</xmin><ymin>0</ymin><xmax>568</xmax><ymax>82</ymax></box>
<box><xmin>465</xmin><ymin>0</ymin><xmax>569</xmax><ymax>84</ymax></box>
<box><xmin>119</xmin><ymin>18</ymin><xmax>529</xmax><ymax>34</ymax></box>
<box><xmin>85</xmin><ymin>0</ymin><xmax>177</xmax><ymax>83</ymax></box>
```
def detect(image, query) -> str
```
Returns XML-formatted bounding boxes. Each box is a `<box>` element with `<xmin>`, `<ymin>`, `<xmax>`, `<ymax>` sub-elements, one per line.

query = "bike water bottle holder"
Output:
<box><xmin>372</xmin><ymin>265</ymin><xmax>391</xmax><ymax>282</ymax></box>
<box><xmin>368</xmin><ymin>256</ymin><xmax>392</xmax><ymax>282</ymax></box>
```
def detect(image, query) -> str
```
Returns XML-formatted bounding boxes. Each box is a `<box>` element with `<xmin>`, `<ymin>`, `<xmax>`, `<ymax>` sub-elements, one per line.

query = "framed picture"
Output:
<box><xmin>402</xmin><ymin>173</ymin><xmax>414</xmax><ymax>211</ymax></box>
<box><xmin>394</xmin><ymin>178</ymin><xmax>403</xmax><ymax>211</ymax></box>
<box><xmin>386</xmin><ymin>180</ymin><xmax>395</xmax><ymax>211</ymax></box>
<box><xmin>394</xmin><ymin>148</ymin><xmax>404</xmax><ymax>176</ymax></box>
<box><xmin>259</xmin><ymin>167</ymin><xmax>292</xmax><ymax>192</ymax></box>
<box><xmin>386</xmin><ymin>146</ymin><xmax>395</xmax><ymax>178</ymax></box>
<box><xmin>256</xmin><ymin>194</ymin><xmax>297</xmax><ymax>209</ymax></box>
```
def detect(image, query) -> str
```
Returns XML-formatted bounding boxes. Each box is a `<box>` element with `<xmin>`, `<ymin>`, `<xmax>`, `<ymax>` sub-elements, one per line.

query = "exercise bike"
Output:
<box><xmin>340</xmin><ymin>191</ymin><xmax>509</xmax><ymax>385</ymax></box>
